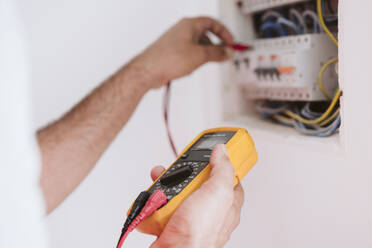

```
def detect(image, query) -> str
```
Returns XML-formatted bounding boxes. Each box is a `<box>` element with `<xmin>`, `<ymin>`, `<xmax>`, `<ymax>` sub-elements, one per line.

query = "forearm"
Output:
<box><xmin>38</xmin><ymin>58</ymin><xmax>158</xmax><ymax>213</ymax></box>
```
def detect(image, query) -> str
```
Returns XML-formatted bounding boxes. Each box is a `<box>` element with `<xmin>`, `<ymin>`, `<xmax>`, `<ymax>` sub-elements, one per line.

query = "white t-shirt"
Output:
<box><xmin>0</xmin><ymin>0</ymin><xmax>47</xmax><ymax>247</ymax></box>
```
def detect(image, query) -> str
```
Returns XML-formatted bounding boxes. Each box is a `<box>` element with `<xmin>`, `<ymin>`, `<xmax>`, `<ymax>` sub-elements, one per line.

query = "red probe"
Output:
<box><xmin>163</xmin><ymin>83</ymin><xmax>178</xmax><ymax>157</ymax></box>
<box><xmin>117</xmin><ymin>190</ymin><xmax>167</xmax><ymax>248</ymax></box>
<box><xmin>229</xmin><ymin>43</ymin><xmax>253</xmax><ymax>52</ymax></box>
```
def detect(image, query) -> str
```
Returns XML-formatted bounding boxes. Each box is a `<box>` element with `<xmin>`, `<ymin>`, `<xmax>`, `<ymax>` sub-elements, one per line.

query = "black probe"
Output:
<box><xmin>117</xmin><ymin>191</ymin><xmax>150</xmax><ymax>246</ymax></box>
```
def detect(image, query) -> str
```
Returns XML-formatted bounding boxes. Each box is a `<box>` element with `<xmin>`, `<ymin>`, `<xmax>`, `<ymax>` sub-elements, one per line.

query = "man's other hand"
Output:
<box><xmin>133</xmin><ymin>17</ymin><xmax>235</xmax><ymax>90</ymax></box>
<box><xmin>149</xmin><ymin>145</ymin><xmax>244</xmax><ymax>248</ymax></box>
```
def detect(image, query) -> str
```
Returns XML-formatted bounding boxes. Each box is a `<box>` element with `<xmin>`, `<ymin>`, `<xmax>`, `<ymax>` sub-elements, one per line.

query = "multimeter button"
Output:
<box><xmin>160</xmin><ymin>165</ymin><xmax>193</xmax><ymax>187</ymax></box>
<box><xmin>181</xmin><ymin>154</ymin><xmax>189</xmax><ymax>159</ymax></box>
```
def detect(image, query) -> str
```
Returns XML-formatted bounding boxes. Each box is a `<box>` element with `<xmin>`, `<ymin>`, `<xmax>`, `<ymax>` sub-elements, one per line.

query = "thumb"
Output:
<box><xmin>202</xmin><ymin>46</ymin><xmax>235</xmax><ymax>62</ymax></box>
<box><xmin>201</xmin><ymin>144</ymin><xmax>235</xmax><ymax>193</ymax></box>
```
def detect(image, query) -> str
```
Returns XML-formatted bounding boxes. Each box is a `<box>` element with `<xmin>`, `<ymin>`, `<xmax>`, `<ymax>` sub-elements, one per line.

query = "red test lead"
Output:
<box><xmin>163</xmin><ymin>83</ymin><xmax>178</xmax><ymax>157</ymax></box>
<box><xmin>229</xmin><ymin>43</ymin><xmax>253</xmax><ymax>52</ymax></box>
<box><xmin>117</xmin><ymin>190</ymin><xmax>168</xmax><ymax>248</ymax></box>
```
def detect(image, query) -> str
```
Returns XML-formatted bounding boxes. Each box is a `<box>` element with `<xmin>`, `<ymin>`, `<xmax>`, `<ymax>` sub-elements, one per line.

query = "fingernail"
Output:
<box><xmin>224</xmin><ymin>47</ymin><xmax>235</xmax><ymax>59</ymax></box>
<box><xmin>221</xmin><ymin>145</ymin><xmax>229</xmax><ymax>157</ymax></box>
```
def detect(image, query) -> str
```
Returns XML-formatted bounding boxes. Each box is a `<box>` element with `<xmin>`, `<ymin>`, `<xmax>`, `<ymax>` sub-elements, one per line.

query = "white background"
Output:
<box><xmin>18</xmin><ymin>0</ymin><xmax>372</xmax><ymax>248</ymax></box>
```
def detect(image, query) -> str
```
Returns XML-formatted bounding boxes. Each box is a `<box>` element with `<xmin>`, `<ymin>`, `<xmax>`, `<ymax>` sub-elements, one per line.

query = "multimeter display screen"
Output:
<box><xmin>193</xmin><ymin>132</ymin><xmax>235</xmax><ymax>150</ymax></box>
<box><xmin>194</xmin><ymin>136</ymin><xmax>228</xmax><ymax>150</ymax></box>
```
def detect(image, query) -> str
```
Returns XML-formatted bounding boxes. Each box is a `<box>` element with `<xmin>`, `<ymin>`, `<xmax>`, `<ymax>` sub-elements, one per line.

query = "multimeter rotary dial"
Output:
<box><xmin>148</xmin><ymin>131</ymin><xmax>236</xmax><ymax>201</ymax></box>
<box><xmin>150</xmin><ymin>161</ymin><xmax>208</xmax><ymax>200</ymax></box>
<box><xmin>160</xmin><ymin>165</ymin><xmax>193</xmax><ymax>187</ymax></box>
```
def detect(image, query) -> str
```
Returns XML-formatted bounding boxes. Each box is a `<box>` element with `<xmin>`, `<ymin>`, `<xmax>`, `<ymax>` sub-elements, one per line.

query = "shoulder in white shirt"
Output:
<box><xmin>0</xmin><ymin>0</ymin><xmax>48</xmax><ymax>247</ymax></box>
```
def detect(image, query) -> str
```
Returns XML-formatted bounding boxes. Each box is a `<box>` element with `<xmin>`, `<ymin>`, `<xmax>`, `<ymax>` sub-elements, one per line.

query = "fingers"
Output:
<box><xmin>191</xmin><ymin>17</ymin><xmax>235</xmax><ymax>62</ymax></box>
<box><xmin>209</xmin><ymin>144</ymin><xmax>235</xmax><ymax>189</ymax></box>
<box><xmin>193</xmin><ymin>17</ymin><xmax>234</xmax><ymax>45</ymax></box>
<box><xmin>150</xmin><ymin>166</ymin><xmax>165</xmax><ymax>181</ymax></box>
<box><xmin>233</xmin><ymin>183</ymin><xmax>245</xmax><ymax>211</ymax></box>
<box><xmin>202</xmin><ymin>46</ymin><xmax>235</xmax><ymax>62</ymax></box>
<box><xmin>201</xmin><ymin>144</ymin><xmax>235</xmax><ymax>196</ymax></box>
<box><xmin>221</xmin><ymin>184</ymin><xmax>245</xmax><ymax>232</ymax></box>
<box><xmin>230</xmin><ymin>183</ymin><xmax>244</xmax><ymax>230</ymax></box>
<box><xmin>216</xmin><ymin>184</ymin><xmax>245</xmax><ymax>247</ymax></box>
<box><xmin>199</xmin><ymin>34</ymin><xmax>213</xmax><ymax>46</ymax></box>
<box><xmin>229</xmin><ymin>184</ymin><xmax>245</xmax><ymax>230</ymax></box>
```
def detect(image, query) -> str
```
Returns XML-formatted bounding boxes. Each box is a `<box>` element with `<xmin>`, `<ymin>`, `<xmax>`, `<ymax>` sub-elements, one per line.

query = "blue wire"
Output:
<box><xmin>312</xmin><ymin>116</ymin><xmax>341</xmax><ymax>137</ymax></box>
<box><xmin>293</xmin><ymin>107</ymin><xmax>308</xmax><ymax>130</ymax></box>
<box><xmin>314</xmin><ymin>22</ymin><xmax>319</xmax><ymax>33</ymax></box>
<box><xmin>301</xmin><ymin>108</ymin><xmax>317</xmax><ymax>119</ymax></box>
<box><xmin>292</xmin><ymin>106</ymin><xmax>340</xmax><ymax>137</ymax></box>
<box><xmin>289</xmin><ymin>13</ymin><xmax>303</xmax><ymax>33</ymax></box>
<box><xmin>257</xmin><ymin>102</ymin><xmax>288</xmax><ymax>117</ymax></box>
<box><xmin>260</xmin><ymin>21</ymin><xmax>287</xmax><ymax>37</ymax></box>
<box><xmin>293</xmin><ymin>115</ymin><xmax>340</xmax><ymax>137</ymax></box>
<box><xmin>271</xmin><ymin>106</ymin><xmax>340</xmax><ymax>137</ymax></box>
<box><xmin>301</xmin><ymin>104</ymin><xmax>320</xmax><ymax>119</ymax></box>
<box><xmin>277</xmin><ymin>17</ymin><xmax>302</xmax><ymax>34</ymax></box>
<box><xmin>303</xmin><ymin>13</ymin><xmax>319</xmax><ymax>33</ymax></box>
<box><xmin>261</xmin><ymin>22</ymin><xmax>276</xmax><ymax>37</ymax></box>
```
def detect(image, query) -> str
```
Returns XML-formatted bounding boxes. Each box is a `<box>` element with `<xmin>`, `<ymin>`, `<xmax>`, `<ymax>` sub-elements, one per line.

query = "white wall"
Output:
<box><xmin>19</xmin><ymin>1</ymin><xmax>223</xmax><ymax>247</ymax></box>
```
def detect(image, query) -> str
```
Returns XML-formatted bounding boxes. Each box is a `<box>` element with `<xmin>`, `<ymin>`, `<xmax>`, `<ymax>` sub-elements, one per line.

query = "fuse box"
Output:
<box><xmin>220</xmin><ymin>0</ymin><xmax>340</xmax><ymax>137</ymax></box>
<box><xmin>234</xmin><ymin>34</ymin><xmax>338</xmax><ymax>101</ymax></box>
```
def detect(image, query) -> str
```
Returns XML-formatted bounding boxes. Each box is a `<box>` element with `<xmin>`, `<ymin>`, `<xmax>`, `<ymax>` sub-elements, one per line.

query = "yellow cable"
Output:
<box><xmin>275</xmin><ymin>107</ymin><xmax>339</xmax><ymax>128</ymax></box>
<box><xmin>274</xmin><ymin>1</ymin><xmax>341</xmax><ymax>130</ymax></box>
<box><xmin>318</xmin><ymin>58</ymin><xmax>338</xmax><ymax>100</ymax></box>
<box><xmin>319</xmin><ymin>108</ymin><xmax>340</xmax><ymax>126</ymax></box>
<box><xmin>317</xmin><ymin>0</ymin><xmax>338</xmax><ymax>46</ymax></box>
<box><xmin>273</xmin><ymin>114</ymin><xmax>294</xmax><ymax>125</ymax></box>
<box><xmin>282</xmin><ymin>90</ymin><xmax>341</xmax><ymax>125</ymax></box>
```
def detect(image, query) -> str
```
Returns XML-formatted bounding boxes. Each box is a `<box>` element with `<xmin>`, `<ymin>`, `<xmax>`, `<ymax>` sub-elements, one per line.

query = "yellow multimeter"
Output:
<box><xmin>136</xmin><ymin>127</ymin><xmax>258</xmax><ymax>235</ymax></box>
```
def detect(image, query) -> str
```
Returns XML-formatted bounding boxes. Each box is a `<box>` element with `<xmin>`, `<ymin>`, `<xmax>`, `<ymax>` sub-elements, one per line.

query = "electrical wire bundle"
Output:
<box><xmin>260</xmin><ymin>8</ymin><xmax>314</xmax><ymax>37</ymax></box>
<box><xmin>116</xmin><ymin>190</ymin><xmax>167</xmax><ymax>248</ymax></box>
<box><xmin>257</xmin><ymin>97</ymin><xmax>340</xmax><ymax>137</ymax></box>
<box><xmin>255</xmin><ymin>0</ymin><xmax>340</xmax><ymax>137</ymax></box>
<box><xmin>258</xmin><ymin>0</ymin><xmax>337</xmax><ymax>37</ymax></box>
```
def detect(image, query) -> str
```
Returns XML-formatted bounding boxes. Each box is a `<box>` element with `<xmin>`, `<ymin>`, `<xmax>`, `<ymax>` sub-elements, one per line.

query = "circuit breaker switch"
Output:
<box><xmin>268</xmin><ymin>68</ymin><xmax>280</xmax><ymax>79</ymax></box>
<box><xmin>278</xmin><ymin>66</ymin><xmax>296</xmax><ymax>74</ymax></box>
<box><xmin>234</xmin><ymin>60</ymin><xmax>241</xmax><ymax>70</ymax></box>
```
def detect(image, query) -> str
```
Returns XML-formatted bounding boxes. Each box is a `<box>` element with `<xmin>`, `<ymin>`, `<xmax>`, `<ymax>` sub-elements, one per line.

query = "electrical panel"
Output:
<box><xmin>233</xmin><ymin>34</ymin><xmax>338</xmax><ymax>101</ymax></box>
<box><xmin>221</xmin><ymin>0</ymin><xmax>340</xmax><ymax>137</ymax></box>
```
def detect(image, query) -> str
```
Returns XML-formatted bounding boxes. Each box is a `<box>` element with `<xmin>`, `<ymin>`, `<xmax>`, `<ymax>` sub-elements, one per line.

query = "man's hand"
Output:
<box><xmin>149</xmin><ymin>145</ymin><xmax>244</xmax><ymax>248</ymax></box>
<box><xmin>133</xmin><ymin>17</ymin><xmax>235</xmax><ymax>90</ymax></box>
